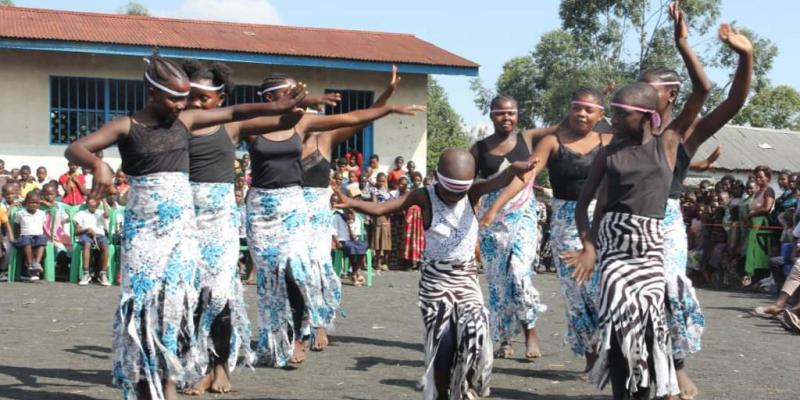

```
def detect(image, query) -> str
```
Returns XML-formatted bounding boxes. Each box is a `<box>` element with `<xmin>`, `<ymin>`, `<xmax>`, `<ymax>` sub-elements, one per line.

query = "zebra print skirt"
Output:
<box><xmin>590</xmin><ymin>212</ymin><xmax>678</xmax><ymax>398</ymax></box>
<box><xmin>418</xmin><ymin>260</ymin><xmax>492</xmax><ymax>400</ymax></box>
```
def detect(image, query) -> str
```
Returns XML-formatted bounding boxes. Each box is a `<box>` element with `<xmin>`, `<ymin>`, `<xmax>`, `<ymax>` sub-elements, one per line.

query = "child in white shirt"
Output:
<box><xmin>74</xmin><ymin>196</ymin><xmax>110</xmax><ymax>286</ymax></box>
<box><xmin>14</xmin><ymin>191</ymin><xmax>48</xmax><ymax>281</ymax></box>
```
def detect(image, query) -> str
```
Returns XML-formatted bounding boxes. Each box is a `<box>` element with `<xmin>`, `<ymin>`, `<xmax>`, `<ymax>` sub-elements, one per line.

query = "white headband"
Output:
<box><xmin>256</xmin><ymin>83</ymin><xmax>292</xmax><ymax>96</ymax></box>
<box><xmin>144</xmin><ymin>72</ymin><xmax>190</xmax><ymax>97</ymax></box>
<box><xmin>649</xmin><ymin>81</ymin><xmax>682</xmax><ymax>86</ymax></box>
<box><xmin>435</xmin><ymin>171</ymin><xmax>473</xmax><ymax>193</ymax></box>
<box><xmin>190</xmin><ymin>82</ymin><xmax>225</xmax><ymax>91</ymax></box>
<box><xmin>490</xmin><ymin>109</ymin><xmax>518</xmax><ymax>114</ymax></box>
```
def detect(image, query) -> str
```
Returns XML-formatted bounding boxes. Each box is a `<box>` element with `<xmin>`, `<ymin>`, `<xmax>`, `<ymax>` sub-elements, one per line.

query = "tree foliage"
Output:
<box><xmin>734</xmin><ymin>85</ymin><xmax>800</xmax><ymax>130</ymax></box>
<box><xmin>426</xmin><ymin>78</ymin><xmax>471</xmax><ymax>174</ymax></box>
<box><xmin>0</xmin><ymin>0</ymin><xmax>14</xmax><ymax>6</ymax></box>
<box><xmin>117</xmin><ymin>1</ymin><xmax>150</xmax><ymax>16</ymax></box>
<box><xmin>473</xmin><ymin>0</ymin><xmax>788</xmax><ymax>130</ymax></box>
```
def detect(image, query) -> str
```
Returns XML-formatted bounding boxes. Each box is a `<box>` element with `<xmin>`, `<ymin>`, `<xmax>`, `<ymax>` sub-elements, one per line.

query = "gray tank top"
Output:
<box><xmin>422</xmin><ymin>185</ymin><xmax>479</xmax><ymax>264</ymax></box>
<box><xmin>604</xmin><ymin>135</ymin><xmax>673</xmax><ymax>219</ymax></box>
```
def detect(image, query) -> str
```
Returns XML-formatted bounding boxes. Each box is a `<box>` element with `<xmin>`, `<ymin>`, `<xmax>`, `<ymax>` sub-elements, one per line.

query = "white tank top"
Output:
<box><xmin>423</xmin><ymin>185</ymin><xmax>479</xmax><ymax>264</ymax></box>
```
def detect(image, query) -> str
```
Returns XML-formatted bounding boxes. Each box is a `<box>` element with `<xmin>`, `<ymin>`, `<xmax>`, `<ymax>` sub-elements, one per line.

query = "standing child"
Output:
<box><xmin>19</xmin><ymin>166</ymin><xmax>38</xmax><ymax>198</ymax></box>
<box><xmin>334</xmin><ymin>148</ymin><xmax>537</xmax><ymax>399</ymax></box>
<box><xmin>74</xmin><ymin>195</ymin><xmax>111</xmax><ymax>286</ymax></box>
<box><xmin>14</xmin><ymin>191</ymin><xmax>47</xmax><ymax>281</ymax></box>
<box><xmin>370</xmin><ymin>173</ymin><xmax>393</xmax><ymax>270</ymax></box>
<box><xmin>332</xmin><ymin>208</ymin><xmax>369</xmax><ymax>286</ymax></box>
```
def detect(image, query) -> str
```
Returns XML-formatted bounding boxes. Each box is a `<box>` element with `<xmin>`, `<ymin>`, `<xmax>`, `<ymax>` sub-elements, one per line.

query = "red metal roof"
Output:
<box><xmin>0</xmin><ymin>6</ymin><xmax>478</xmax><ymax>69</ymax></box>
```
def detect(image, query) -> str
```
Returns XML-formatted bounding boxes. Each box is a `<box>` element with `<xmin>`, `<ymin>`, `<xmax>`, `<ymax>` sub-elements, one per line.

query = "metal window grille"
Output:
<box><xmin>50</xmin><ymin>76</ymin><xmax>147</xmax><ymax>145</ymax></box>
<box><xmin>226</xmin><ymin>85</ymin><xmax>260</xmax><ymax>151</ymax></box>
<box><xmin>324</xmin><ymin>89</ymin><xmax>374</xmax><ymax>166</ymax></box>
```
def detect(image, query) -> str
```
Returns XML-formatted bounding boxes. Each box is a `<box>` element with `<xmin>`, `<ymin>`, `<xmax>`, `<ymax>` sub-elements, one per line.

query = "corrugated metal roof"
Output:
<box><xmin>0</xmin><ymin>6</ymin><xmax>479</xmax><ymax>69</ymax></box>
<box><xmin>693</xmin><ymin>125</ymin><xmax>800</xmax><ymax>172</ymax></box>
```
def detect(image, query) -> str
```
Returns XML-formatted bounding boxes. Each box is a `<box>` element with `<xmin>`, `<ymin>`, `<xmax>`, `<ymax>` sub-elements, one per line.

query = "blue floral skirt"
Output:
<box><xmin>112</xmin><ymin>172</ymin><xmax>205</xmax><ymax>400</ymax></box>
<box><xmin>191</xmin><ymin>182</ymin><xmax>254</xmax><ymax>372</ymax></box>
<box><xmin>478</xmin><ymin>189</ymin><xmax>546</xmax><ymax>343</ymax></box>
<box><xmin>246</xmin><ymin>186</ymin><xmax>329</xmax><ymax>367</ymax></box>
<box><xmin>302</xmin><ymin>186</ymin><xmax>341</xmax><ymax>331</ymax></box>
<box><xmin>663</xmin><ymin>199</ymin><xmax>704</xmax><ymax>360</ymax></box>
<box><xmin>550</xmin><ymin>199</ymin><xmax>601</xmax><ymax>355</ymax></box>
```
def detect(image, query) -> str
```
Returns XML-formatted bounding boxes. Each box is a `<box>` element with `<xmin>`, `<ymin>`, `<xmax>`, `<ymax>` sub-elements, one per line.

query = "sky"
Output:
<box><xmin>15</xmin><ymin>0</ymin><xmax>800</xmax><ymax>130</ymax></box>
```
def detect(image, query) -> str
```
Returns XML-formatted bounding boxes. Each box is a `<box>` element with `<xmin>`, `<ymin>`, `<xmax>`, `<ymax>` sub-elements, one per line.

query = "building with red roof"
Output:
<box><xmin>0</xmin><ymin>6</ymin><xmax>478</xmax><ymax>176</ymax></box>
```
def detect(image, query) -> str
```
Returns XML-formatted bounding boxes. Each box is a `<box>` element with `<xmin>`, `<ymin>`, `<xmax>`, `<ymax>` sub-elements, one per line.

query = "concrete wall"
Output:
<box><xmin>0</xmin><ymin>48</ymin><xmax>428</xmax><ymax>179</ymax></box>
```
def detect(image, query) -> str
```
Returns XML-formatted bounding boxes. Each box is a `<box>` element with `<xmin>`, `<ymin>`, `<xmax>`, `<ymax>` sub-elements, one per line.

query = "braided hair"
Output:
<box><xmin>143</xmin><ymin>49</ymin><xmax>188</xmax><ymax>90</ymax></box>
<box><xmin>181</xmin><ymin>59</ymin><xmax>234</xmax><ymax>95</ymax></box>
<box><xmin>258</xmin><ymin>73</ymin><xmax>296</xmax><ymax>98</ymax></box>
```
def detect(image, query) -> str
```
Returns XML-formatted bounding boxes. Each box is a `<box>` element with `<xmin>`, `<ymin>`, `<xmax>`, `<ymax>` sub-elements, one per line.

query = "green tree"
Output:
<box><xmin>734</xmin><ymin>85</ymin><xmax>800</xmax><ymax>130</ymax></box>
<box><xmin>117</xmin><ymin>1</ymin><xmax>150</xmax><ymax>16</ymax></box>
<box><xmin>0</xmin><ymin>0</ymin><xmax>14</xmax><ymax>6</ymax></box>
<box><xmin>426</xmin><ymin>78</ymin><xmax>471</xmax><ymax>173</ymax></box>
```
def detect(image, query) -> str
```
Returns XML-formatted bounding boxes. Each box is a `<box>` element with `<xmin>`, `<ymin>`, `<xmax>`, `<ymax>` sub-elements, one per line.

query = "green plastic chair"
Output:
<box><xmin>331</xmin><ymin>212</ymin><xmax>373</xmax><ymax>287</ymax></box>
<box><xmin>7</xmin><ymin>205</ymin><xmax>56</xmax><ymax>282</ymax></box>
<box><xmin>69</xmin><ymin>204</ymin><xmax>119</xmax><ymax>285</ymax></box>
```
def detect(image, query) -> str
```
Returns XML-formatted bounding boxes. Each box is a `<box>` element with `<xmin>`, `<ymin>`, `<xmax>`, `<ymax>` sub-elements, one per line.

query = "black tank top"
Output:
<box><xmin>547</xmin><ymin>134</ymin><xmax>602</xmax><ymax>201</ymax></box>
<box><xmin>475</xmin><ymin>133</ymin><xmax>530</xmax><ymax>179</ymax></box>
<box><xmin>604</xmin><ymin>135</ymin><xmax>674</xmax><ymax>219</ymax></box>
<box><xmin>668</xmin><ymin>144</ymin><xmax>691</xmax><ymax>199</ymax></box>
<box><xmin>302</xmin><ymin>149</ymin><xmax>332</xmax><ymax>188</ymax></box>
<box><xmin>249</xmin><ymin>133</ymin><xmax>303</xmax><ymax>189</ymax></box>
<box><xmin>188</xmin><ymin>125</ymin><xmax>235</xmax><ymax>183</ymax></box>
<box><xmin>118</xmin><ymin>118</ymin><xmax>190</xmax><ymax>176</ymax></box>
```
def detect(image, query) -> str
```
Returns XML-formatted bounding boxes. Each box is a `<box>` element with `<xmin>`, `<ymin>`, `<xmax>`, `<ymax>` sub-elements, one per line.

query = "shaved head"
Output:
<box><xmin>437</xmin><ymin>148</ymin><xmax>475</xmax><ymax>181</ymax></box>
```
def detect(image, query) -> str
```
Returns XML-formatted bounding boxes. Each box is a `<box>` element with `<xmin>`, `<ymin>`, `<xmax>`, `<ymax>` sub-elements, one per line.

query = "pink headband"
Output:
<box><xmin>610</xmin><ymin>102</ymin><xmax>662</xmax><ymax>129</ymax></box>
<box><xmin>571</xmin><ymin>100</ymin><xmax>605</xmax><ymax>110</ymax></box>
<box><xmin>435</xmin><ymin>171</ymin><xmax>473</xmax><ymax>193</ymax></box>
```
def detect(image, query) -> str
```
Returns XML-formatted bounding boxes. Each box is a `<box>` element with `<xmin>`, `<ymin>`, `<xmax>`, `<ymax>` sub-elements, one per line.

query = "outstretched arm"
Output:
<box><xmin>469</xmin><ymin>155</ymin><xmax>538</xmax><ymax>204</ymax></box>
<box><xmin>233</xmin><ymin>108</ymin><xmax>306</xmax><ymax>139</ymax></box>
<box><xmin>64</xmin><ymin>117</ymin><xmax>129</xmax><ymax>198</ymax></box>
<box><xmin>562</xmin><ymin>148</ymin><xmax>607</xmax><ymax>284</ymax></box>
<box><xmin>334</xmin><ymin>187</ymin><xmax>425</xmax><ymax>217</ymax></box>
<box><xmin>684</xmin><ymin>25</ymin><xmax>753</xmax><ymax>154</ymax></box>
<box><xmin>688</xmin><ymin>145</ymin><xmax>721</xmax><ymax>171</ymax></box>
<box><xmin>320</xmin><ymin>65</ymin><xmax>402</xmax><ymax>146</ymax></box>
<box><xmin>298</xmin><ymin>104</ymin><xmax>424</xmax><ymax>135</ymax></box>
<box><xmin>181</xmin><ymin>84</ymin><xmax>307</xmax><ymax>130</ymax></box>
<box><xmin>477</xmin><ymin>134</ymin><xmax>557</xmax><ymax>227</ymax></box>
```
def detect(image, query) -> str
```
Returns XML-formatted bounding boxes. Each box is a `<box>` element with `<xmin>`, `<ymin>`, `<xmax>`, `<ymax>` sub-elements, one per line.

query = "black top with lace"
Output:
<box><xmin>118</xmin><ymin>118</ymin><xmax>190</xmax><ymax>176</ymax></box>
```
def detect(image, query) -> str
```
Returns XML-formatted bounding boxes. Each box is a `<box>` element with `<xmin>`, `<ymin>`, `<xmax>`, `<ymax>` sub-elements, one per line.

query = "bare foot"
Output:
<box><xmin>183</xmin><ymin>373</ymin><xmax>212</xmax><ymax>396</ymax></box>
<box><xmin>525</xmin><ymin>328</ymin><xmax>542</xmax><ymax>359</ymax></box>
<box><xmin>676</xmin><ymin>367</ymin><xmax>698</xmax><ymax>400</ymax></box>
<box><xmin>494</xmin><ymin>343</ymin><xmax>514</xmax><ymax>358</ymax></box>
<box><xmin>163</xmin><ymin>378</ymin><xmax>179</xmax><ymax>400</ymax></box>
<box><xmin>290</xmin><ymin>340</ymin><xmax>307</xmax><ymax>365</ymax></box>
<box><xmin>312</xmin><ymin>327</ymin><xmax>329</xmax><ymax>351</ymax></box>
<box><xmin>210</xmin><ymin>362</ymin><xmax>231</xmax><ymax>394</ymax></box>
<box><xmin>584</xmin><ymin>351</ymin><xmax>598</xmax><ymax>373</ymax></box>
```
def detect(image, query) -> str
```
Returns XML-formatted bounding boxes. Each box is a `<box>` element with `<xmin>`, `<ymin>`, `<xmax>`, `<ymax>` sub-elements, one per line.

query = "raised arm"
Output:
<box><xmin>181</xmin><ymin>84</ymin><xmax>306</xmax><ymax>130</ymax></box>
<box><xmin>562</xmin><ymin>148</ymin><xmax>607</xmax><ymax>284</ymax></box>
<box><xmin>684</xmin><ymin>25</ymin><xmax>753</xmax><ymax>154</ymax></box>
<box><xmin>64</xmin><ymin>117</ymin><xmax>130</xmax><ymax>198</ymax></box>
<box><xmin>298</xmin><ymin>104</ymin><xmax>424</xmax><ymax>134</ymax></box>
<box><xmin>477</xmin><ymin>135</ymin><xmax>557</xmax><ymax>226</ymax></box>
<box><xmin>320</xmin><ymin>65</ymin><xmax>402</xmax><ymax>146</ymax></box>
<box><xmin>688</xmin><ymin>145</ymin><xmax>721</xmax><ymax>172</ymax></box>
<box><xmin>335</xmin><ymin>187</ymin><xmax>425</xmax><ymax>217</ymax></box>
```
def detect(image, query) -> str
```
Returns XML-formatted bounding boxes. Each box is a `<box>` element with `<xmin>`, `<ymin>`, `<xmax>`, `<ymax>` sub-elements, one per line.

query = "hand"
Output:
<box><xmin>274</xmin><ymin>82</ymin><xmax>308</xmax><ymax>111</ymax></box>
<box><xmin>479</xmin><ymin>208</ymin><xmax>498</xmax><ymax>228</ymax></box>
<box><xmin>304</xmin><ymin>92</ymin><xmax>341</xmax><ymax>111</ymax></box>
<box><xmin>668</xmin><ymin>0</ymin><xmax>688</xmax><ymax>43</ymax></box>
<box><xmin>510</xmin><ymin>156</ymin><xmax>539</xmax><ymax>177</ymax></box>
<box><xmin>391</xmin><ymin>104</ymin><xmax>426</xmax><ymax>116</ymax></box>
<box><xmin>90</xmin><ymin>161</ymin><xmax>114</xmax><ymax>199</ymax></box>
<box><xmin>706</xmin><ymin>145</ymin><xmax>721</xmax><ymax>165</ymax></box>
<box><xmin>562</xmin><ymin>247</ymin><xmax>597</xmax><ymax>285</ymax></box>
<box><xmin>388</xmin><ymin>65</ymin><xmax>402</xmax><ymax>92</ymax></box>
<box><xmin>719</xmin><ymin>23</ymin><xmax>753</xmax><ymax>54</ymax></box>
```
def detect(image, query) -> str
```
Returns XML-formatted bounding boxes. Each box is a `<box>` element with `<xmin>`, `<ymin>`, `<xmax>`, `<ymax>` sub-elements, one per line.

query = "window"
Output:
<box><xmin>50</xmin><ymin>77</ymin><xmax>148</xmax><ymax>145</ymax></box>
<box><xmin>324</xmin><ymin>89</ymin><xmax>374</xmax><ymax>166</ymax></box>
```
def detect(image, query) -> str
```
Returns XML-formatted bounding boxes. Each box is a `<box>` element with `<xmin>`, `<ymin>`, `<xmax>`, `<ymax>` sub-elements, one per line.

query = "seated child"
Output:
<box><xmin>14</xmin><ymin>191</ymin><xmax>47</xmax><ymax>281</ymax></box>
<box><xmin>74</xmin><ymin>196</ymin><xmax>110</xmax><ymax>286</ymax></box>
<box><xmin>104</xmin><ymin>186</ymin><xmax>124</xmax><ymax>246</ymax></box>
<box><xmin>332</xmin><ymin>208</ymin><xmax>369</xmax><ymax>286</ymax></box>
<box><xmin>40</xmin><ymin>184</ymin><xmax>72</xmax><ymax>260</ymax></box>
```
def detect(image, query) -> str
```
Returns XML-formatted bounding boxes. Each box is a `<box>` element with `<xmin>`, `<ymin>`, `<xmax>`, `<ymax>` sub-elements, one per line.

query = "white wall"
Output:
<box><xmin>0</xmin><ymin>48</ymin><xmax>429</xmax><ymax>178</ymax></box>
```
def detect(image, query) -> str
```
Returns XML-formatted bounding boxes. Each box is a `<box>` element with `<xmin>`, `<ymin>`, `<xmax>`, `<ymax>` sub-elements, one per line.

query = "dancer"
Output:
<box><xmin>301</xmin><ymin>66</ymin><xmax>403</xmax><ymax>351</ymax></box>
<box><xmin>334</xmin><ymin>148</ymin><xmax>537</xmax><ymax>400</ymax></box>
<box><xmin>481</xmin><ymin>87</ymin><xmax>612</xmax><ymax>372</ymax></box>
<box><xmin>179</xmin><ymin>60</ymin><xmax>315</xmax><ymax>395</ymax></box>
<box><xmin>64</xmin><ymin>50</ymin><xmax>306</xmax><ymax>400</ymax></box>
<box><xmin>638</xmin><ymin>9</ymin><xmax>753</xmax><ymax>398</ymax></box>
<box><xmin>470</xmin><ymin>95</ymin><xmax>555</xmax><ymax>359</ymax></box>
<box><xmin>246</xmin><ymin>72</ymin><xmax>424</xmax><ymax>368</ymax></box>
<box><xmin>565</xmin><ymin>70</ymin><xmax>708</xmax><ymax>397</ymax></box>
